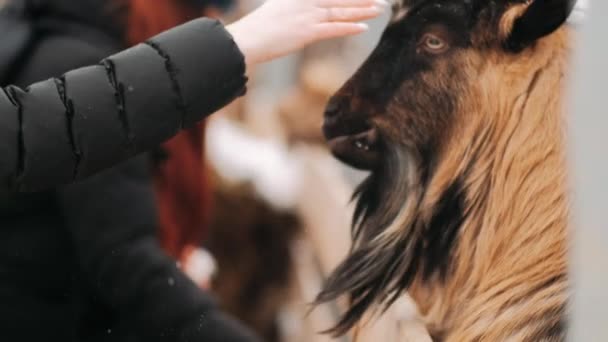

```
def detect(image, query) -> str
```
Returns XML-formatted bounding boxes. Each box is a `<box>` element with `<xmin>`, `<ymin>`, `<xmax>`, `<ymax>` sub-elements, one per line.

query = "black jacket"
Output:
<box><xmin>0</xmin><ymin>0</ymin><xmax>247</xmax><ymax>192</ymax></box>
<box><xmin>0</xmin><ymin>1</ymin><xmax>258</xmax><ymax>341</ymax></box>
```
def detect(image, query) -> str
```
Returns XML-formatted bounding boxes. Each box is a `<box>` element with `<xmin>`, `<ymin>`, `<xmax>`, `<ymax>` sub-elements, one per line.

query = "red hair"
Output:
<box><xmin>125</xmin><ymin>0</ymin><xmax>211</xmax><ymax>260</ymax></box>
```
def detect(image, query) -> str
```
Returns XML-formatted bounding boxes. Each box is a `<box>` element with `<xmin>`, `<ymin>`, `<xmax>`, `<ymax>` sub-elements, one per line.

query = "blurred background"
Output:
<box><xmin>198</xmin><ymin>2</ymin><xmax>422</xmax><ymax>341</ymax></box>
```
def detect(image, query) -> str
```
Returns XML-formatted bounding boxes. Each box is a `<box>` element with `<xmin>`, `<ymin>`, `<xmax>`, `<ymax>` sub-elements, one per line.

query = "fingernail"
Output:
<box><xmin>357</xmin><ymin>23</ymin><xmax>370</xmax><ymax>31</ymax></box>
<box><xmin>375</xmin><ymin>0</ymin><xmax>390</xmax><ymax>7</ymax></box>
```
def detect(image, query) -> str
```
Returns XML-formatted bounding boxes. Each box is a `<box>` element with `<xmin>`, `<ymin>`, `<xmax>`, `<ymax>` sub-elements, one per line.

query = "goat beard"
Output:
<box><xmin>316</xmin><ymin>144</ymin><xmax>427</xmax><ymax>336</ymax></box>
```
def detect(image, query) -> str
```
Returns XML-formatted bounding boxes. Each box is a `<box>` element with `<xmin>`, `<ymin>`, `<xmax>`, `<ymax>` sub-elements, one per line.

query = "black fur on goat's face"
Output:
<box><xmin>319</xmin><ymin>0</ymin><xmax>575</xmax><ymax>336</ymax></box>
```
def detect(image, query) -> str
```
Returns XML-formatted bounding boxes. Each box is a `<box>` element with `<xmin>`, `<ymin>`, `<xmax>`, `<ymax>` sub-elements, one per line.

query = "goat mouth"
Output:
<box><xmin>325</xmin><ymin>128</ymin><xmax>381</xmax><ymax>170</ymax></box>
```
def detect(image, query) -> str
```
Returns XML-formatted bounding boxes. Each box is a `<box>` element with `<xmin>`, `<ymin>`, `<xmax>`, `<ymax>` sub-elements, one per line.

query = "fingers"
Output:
<box><xmin>317</xmin><ymin>0</ymin><xmax>388</xmax><ymax>24</ymax></box>
<box><xmin>313</xmin><ymin>0</ymin><xmax>382</xmax><ymax>41</ymax></box>
<box><xmin>314</xmin><ymin>22</ymin><xmax>369</xmax><ymax>40</ymax></box>
<box><xmin>318</xmin><ymin>0</ymin><xmax>388</xmax><ymax>8</ymax></box>
<box><xmin>325</xmin><ymin>6</ymin><xmax>383</xmax><ymax>22</ymax></box>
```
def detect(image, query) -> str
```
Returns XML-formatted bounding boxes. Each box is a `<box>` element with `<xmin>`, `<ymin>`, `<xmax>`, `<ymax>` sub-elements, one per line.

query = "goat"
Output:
<box><xmin>317</xmin><ymin>0</ymin><xmax>575</xmax><ymax>340</ymax></box>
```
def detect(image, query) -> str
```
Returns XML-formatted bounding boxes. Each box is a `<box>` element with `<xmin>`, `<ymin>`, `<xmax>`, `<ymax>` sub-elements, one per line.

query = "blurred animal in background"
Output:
<box><xmin>318</xmin><ymin>0</ymin><xmax>575</xmax><ymax>340</ymax></box>
<box><xmin>205</xmin><ymin>170</ymin><xmax>301</xmax><ymax>342</ymax></box>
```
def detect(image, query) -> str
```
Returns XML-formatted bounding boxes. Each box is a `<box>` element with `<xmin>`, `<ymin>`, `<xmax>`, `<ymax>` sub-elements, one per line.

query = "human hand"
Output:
<box><xmin>226</xmin><ymin>0</ymin><xmax>388</xmax><ymax>66</ymax></box>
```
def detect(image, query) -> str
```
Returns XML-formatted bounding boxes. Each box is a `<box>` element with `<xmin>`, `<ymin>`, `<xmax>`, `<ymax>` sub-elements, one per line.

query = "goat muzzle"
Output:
<box><xmin>324</xmin><ymin>126</ymin><xmax>381</xmax><ymax>170</ymax></box>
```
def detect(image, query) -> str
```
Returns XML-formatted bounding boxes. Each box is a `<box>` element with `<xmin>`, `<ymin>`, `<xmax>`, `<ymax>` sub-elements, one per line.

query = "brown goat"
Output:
<box><xmin>318</xmin><ymin>0</ymin><xmax>575</xmax><ymax>340</ymax></box>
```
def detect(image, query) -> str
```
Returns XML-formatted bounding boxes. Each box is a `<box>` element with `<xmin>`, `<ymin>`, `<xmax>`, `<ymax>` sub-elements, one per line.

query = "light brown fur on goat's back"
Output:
<box><xmin>408</xmin><ymin>27</ymin><xmax>570</xmax><ymax>341</ymax></box>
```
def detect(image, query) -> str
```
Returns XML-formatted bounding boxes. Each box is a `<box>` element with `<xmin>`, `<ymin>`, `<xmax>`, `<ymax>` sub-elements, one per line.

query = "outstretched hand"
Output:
<box><xmin>227</xmin><ymin>0</ymin><xmax>388</xmax><ymax>66</ymax></box>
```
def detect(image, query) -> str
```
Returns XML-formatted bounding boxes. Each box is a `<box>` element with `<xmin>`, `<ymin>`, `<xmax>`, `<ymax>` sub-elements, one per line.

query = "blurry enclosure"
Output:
<box><xmin>200</xmin><ymin>2</ymin><xmax>431</xmax><ymax>341</ymax></box>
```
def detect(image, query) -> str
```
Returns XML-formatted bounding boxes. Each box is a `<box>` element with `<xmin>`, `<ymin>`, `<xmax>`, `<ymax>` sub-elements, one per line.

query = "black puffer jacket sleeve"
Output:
<box><xmin>57</xmin><ymin>156</ymin><xmax>261</xmax><ymax>342</ymax></box>
<box><xmin>0</xmin><ymin>18</ymin><xmax>246</xmax><ymax>193</ymax></box>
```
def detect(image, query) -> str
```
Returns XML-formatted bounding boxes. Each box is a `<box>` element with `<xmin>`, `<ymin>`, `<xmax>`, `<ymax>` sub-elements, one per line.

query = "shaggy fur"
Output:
<box><xmin>318</xmin><ymin>0</ymin><xmax>573</xmax><ymax>340</ymax></box>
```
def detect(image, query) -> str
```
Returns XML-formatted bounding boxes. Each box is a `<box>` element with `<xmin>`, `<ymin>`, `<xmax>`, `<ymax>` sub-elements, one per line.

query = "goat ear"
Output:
<box><xmin>506</xmin><ymin>0</ymin><xmax>576</xmax><ymax>51</ymax></box>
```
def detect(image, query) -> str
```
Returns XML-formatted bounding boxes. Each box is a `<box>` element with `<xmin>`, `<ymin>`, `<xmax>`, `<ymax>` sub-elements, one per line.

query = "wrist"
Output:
<box><xmin>226</xmin><ymin>22</ymin><xmax>259</xmax><ymax>67</ymax></box>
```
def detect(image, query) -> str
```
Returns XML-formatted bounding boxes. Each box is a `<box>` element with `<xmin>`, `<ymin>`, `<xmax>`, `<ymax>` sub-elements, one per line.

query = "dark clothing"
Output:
<box><xmin>0</xmin><ymin>0</ymin><xmax>247</xmax><ymax>192</ymax></box>
<box><xmin>1</xmin><ymin>158</ymin><xmax>259</xmax><ymax>342</ymax></box>
<box><xmin>0</xmin><ymin>1</ymin><xmax>258</xmax><ymax>341</ymax></box>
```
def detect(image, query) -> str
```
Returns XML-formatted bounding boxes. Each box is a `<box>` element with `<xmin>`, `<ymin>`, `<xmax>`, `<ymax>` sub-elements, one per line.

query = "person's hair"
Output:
<box><xmin>124</xmin><ymin>0</ymin><xmax>213</xmax><ymax>259</ymax></box>
<box><xmin>125</xmin><ymin>0</ymin><xmax>202</xmax><ymax>45</ymax></box>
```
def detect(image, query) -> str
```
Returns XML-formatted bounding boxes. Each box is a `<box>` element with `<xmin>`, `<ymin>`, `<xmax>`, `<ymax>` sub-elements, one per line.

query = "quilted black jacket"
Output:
<box><xmin>0</xmin><ymin>1</ymin><xmax>246</xmax><ymax>193</ymax></box>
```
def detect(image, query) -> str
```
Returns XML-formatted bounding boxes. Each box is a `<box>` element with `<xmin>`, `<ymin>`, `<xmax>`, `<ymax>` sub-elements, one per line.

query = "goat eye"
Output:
<box><xmin>422</xmin><ymin>34</ymin><xmax>448</xmax><ymax>53</ymax></box>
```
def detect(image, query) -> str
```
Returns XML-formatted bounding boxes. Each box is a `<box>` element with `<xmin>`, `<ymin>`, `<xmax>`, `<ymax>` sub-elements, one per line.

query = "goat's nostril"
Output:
<box><xmin>325</xmin><ymin>99</ymin><xmax>342</xmax><ymax>118</ymax></box>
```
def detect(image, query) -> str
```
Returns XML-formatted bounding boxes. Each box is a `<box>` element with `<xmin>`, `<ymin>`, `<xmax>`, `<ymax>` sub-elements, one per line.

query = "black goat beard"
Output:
<box><xmin>315</xmin><ymin>146</ymin><xmax>425</xmax><ymax>336</ymax></box>
<box><xmin>316</xmin><ymin>145</ymin><xmax>466</xmax><ymax>336</ymax></box>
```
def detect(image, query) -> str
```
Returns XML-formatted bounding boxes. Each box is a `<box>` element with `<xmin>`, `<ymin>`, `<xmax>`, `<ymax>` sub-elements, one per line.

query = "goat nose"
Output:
<box><xmin>325</xmin><ymin>98</ymin><xmax>343</xmax><ymax>118</ymax></box>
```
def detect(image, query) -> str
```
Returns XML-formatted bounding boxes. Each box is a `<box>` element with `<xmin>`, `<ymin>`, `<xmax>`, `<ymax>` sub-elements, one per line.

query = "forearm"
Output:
<box><xmin>0</xmin><ymin>18</ymin><xmax>246</xmax><ymax>193</ymax></box>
